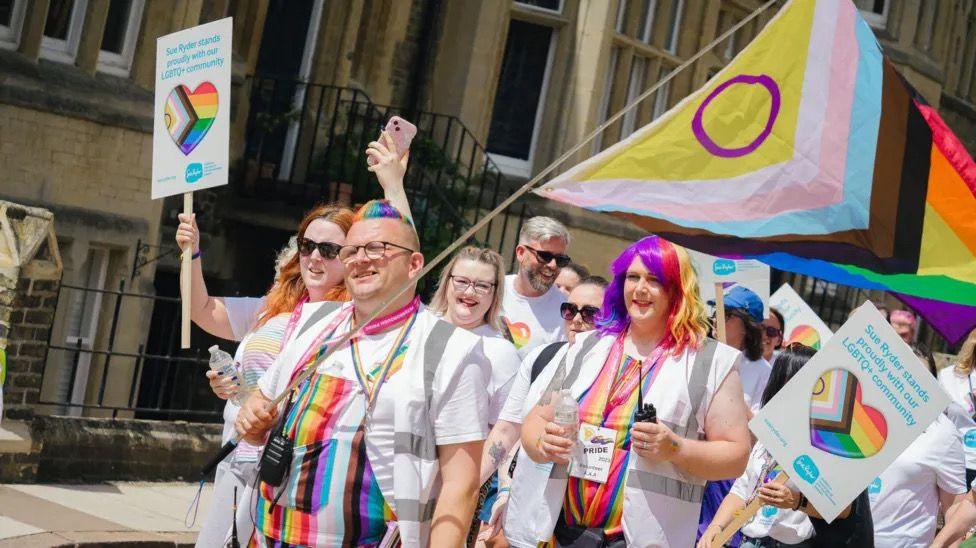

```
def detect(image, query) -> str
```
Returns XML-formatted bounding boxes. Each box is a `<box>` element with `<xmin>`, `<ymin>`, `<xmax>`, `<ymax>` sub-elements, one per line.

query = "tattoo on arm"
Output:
<box><xmin>488</xmin><ymin>441</ymin><xmax>506</xmax><ymax>466</ymax></box>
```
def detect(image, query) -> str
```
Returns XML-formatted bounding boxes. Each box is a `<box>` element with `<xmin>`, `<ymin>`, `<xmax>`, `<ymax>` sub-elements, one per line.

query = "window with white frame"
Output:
<box><xmin>593</xmin><ymin>47</ymin><xmax>620</xmax><ymax>154</ymax></box>
<box><xmin>41</xmin><ymin>0</ymin><xmax>88</xmax><ymax>63</ymax></box>
<box><xmin>515</xmin><ymin>0</ymin><xmax>563</xmax><ymax>14</ymax></box>
<box><xmin>854</xmin><ymin>0</ymin><xmax>889</xmax><ymax>28</ymax></box>
<box><xmin>0</xmin><ymin>0</ymin><xmax>26</xmax><ymax>49</ymax></box>
<box><xmin>652</xmin><ymin>67</ymin><xmax>671</xmax><ymax>120</ymax></box>
<box><xmin>665</xmin><ymin>0</ymin><xmax>684</xmax><ymax>53</ymax></box>
<box><xmin>97</xmin><ymin>0</ymin><xmax>144</xmax><ymax>76</ymax></box>
<box><xmin>615</xmin><ymin>0</ymin><xmax>627</xmax><ymax>33</ymax></box>
<box><xmin>638</xmin><ymin>0</ymin><xmax>656</xmax><ymax>44</ymax></box>
<box><xmin>620</xmin><ymin>57</ymin><xmax>647</xmax><ymax>138</ymax></box>
<box><xmin>486</xmin><ymin>19</ymin><xmax>557</xmax><ymax>176</ymax></box>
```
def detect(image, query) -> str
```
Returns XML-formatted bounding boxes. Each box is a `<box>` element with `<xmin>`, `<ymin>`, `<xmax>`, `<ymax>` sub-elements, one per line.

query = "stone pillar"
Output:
<box><xmin>0</xmin><ymin>202</ymin><xmax>63</xmax><ymax>422</ymax></box>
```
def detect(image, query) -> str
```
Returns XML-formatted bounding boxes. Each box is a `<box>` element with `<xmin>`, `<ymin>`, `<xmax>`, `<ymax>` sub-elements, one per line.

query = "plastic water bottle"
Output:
<box><xmin>553</xmin><ymin>389</ymin><xmax>579</xmax><ymax>442</ymax></box>
<box><xmin>208</xmin><ymin>345</ymin><xmax>244</xmax><ymax>405</ymax></box>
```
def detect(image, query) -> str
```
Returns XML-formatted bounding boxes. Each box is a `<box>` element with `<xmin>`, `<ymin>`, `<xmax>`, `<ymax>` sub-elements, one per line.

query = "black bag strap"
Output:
<box><xmin>531</xmin><ymin>341</ymin><xmax>568</xmax><ymax>383</ymax></box>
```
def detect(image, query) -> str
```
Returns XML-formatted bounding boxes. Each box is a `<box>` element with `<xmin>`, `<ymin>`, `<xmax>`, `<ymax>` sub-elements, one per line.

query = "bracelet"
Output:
<box><xmin>498</xmin><ymin>487</ymin><xmax>510</xmax><ymax>494</ymax></box>
<box><xmin>192</xmin><ymin>249</ymin><xmax>202</xmax><ymax>260</ymax></box>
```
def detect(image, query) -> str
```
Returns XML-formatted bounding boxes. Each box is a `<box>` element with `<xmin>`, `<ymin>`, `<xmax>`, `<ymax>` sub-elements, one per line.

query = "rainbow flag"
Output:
<box><xmin>538</xmin><ymin>0</ymin><xmax>976</xmax><ymax>343</ymax></box>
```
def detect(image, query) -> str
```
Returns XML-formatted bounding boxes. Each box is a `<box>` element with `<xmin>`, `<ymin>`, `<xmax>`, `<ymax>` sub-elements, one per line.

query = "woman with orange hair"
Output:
<box><xmin>509</xmin><ymin>235</ymin><xmax>752</xmax><ymax>547</ymax></box>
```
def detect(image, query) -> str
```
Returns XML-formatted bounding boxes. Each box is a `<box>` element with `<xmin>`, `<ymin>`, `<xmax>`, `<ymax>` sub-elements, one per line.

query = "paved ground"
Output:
<box><xmin>0</xmin><ymin>481</ymin><xmax>213</xmax><ymax>547</ymax></box>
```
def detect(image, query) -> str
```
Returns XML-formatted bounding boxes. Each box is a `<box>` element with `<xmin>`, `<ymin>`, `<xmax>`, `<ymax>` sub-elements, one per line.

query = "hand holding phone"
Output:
<box><xmin>366</xmin><ymin>116</ymin><xmax>417</xmax><ymax>166</ymax></box>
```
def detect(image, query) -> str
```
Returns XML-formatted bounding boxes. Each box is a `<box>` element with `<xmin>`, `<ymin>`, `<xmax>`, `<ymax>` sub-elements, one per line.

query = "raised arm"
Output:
<box><xmin>366</xmin><ymin>131</ymin><xmax>413</xmax><ymax>222</ymax></box>
<box><xmin>175</xmin><ymin>213</ymin><xmax>235</xmax><ymax>340</ymax></box>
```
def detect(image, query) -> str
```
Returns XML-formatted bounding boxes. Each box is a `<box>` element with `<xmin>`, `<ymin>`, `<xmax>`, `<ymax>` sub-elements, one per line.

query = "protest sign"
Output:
<box><xmin>152</xmin><ymin>17</ymin><xmax>232</xmax><ymax>198</ymax></box>
<box><xmin>152</xmin><ymin>17</ymin><xmax>232</xmax><ymax>348</ymax></box>
<box><xmin>750</xmin><ymin>302</ymin><xmax>949</xmax><ymax>522</ymax></box>
<box><xmin>770</xmin><ymin>284</ymin><xmax>833</xmax><ymax>349</ymax></box>
<box><xmin>687</xmin><ymin>249</ymin><xmax>771</xmax><ymax>316</ymax></box>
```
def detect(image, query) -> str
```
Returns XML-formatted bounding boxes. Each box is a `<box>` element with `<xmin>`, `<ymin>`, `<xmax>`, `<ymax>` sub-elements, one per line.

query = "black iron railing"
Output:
<box><xmin>39</xmin><ymin>279</ymin><xmax>222</xmax><ymax>421</ymax></box>
<box><xmin>235</xmin><ymin>76</ymin><xmax>534</xmax><ymax>278</ymax></box>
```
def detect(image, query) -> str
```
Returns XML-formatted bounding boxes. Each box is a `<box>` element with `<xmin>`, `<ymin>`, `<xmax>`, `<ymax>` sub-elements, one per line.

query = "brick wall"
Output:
<box><xmin>0</xmin><ymin>103</ymin><xmax>155</xmax><ymax>218</ymax></box>
<box><xmin>3</xmin><ymin>277</ymin><xmax>59</xmax><ymax>420</ymax></box>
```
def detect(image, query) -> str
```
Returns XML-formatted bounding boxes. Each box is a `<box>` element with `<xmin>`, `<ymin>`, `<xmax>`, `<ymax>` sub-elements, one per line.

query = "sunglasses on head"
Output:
<box><xmin>561</xmin><ymin>302</ymin><xmax>600</xmax><ymax>324</ymax></box>
<box><xmin>524</xmin><ymin>245</ymin><xmax>571</xmax><ymax>268</ymax></box>
<box><xmin>763</xmin><ymin>326</ymin><xmax>783</xmax><ymax>338</ymax></box>
<box><xmin>297</xmin><ymin>237</ymin><xmax>342</xmax><ymax>260</ymax></box>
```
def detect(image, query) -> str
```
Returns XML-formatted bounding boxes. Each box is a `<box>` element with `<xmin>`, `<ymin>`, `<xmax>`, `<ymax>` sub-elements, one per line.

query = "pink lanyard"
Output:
<box><xmin>284</xmin><ymin>296</ymin><xmax>423</xmax><ymax>386</ymax></box>
<box><xmin>602</xmin><ymin>330</ymin><xmax>667</xmax><ymax>413</ymax></box>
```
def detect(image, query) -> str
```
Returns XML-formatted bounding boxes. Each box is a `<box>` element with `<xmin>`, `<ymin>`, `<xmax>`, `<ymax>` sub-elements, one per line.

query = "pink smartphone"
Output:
<box><xmin>368</xmin><ymin>116</ymin><xmax>417</xmax><ymax>166</ymax></box>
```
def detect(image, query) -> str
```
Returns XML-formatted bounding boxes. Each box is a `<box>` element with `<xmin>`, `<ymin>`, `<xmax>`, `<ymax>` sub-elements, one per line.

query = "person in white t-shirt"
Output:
<box><xmin>868</xmin><ymin>412</ymin><xmax>966</xmax><ymax>547</ymax></box>
<box><xmin>482</xmin><ymin>276</ymin><xmax>608</xmax><ymax>545</ymax></box>
<box><xmin>711</xmin><ymin>286</ymin><xmax>772</xmax><ymax>413</ymax></box>
<box><xmin>700</xmin><ymin>345</ymin><xmax>816</xmax><ymax>548</ymax></box>
<box><xmin>500</xmin><ymin>216</ymin><xmax>571</xmax><ymax>358</ymax></box>
<box><xmin>177</xmin><ymin>203</ymin><xmax>355</xmax><ymax>547</ymax></box>
<box><xmin>237</xmin><ymin>201</ymin><xmax>491</xmax><ymax>546</ymax></box>
<box><xmin>938</xmin><ymin>329</ymin><xmax>976</xmax><ymax>486</ymax></box>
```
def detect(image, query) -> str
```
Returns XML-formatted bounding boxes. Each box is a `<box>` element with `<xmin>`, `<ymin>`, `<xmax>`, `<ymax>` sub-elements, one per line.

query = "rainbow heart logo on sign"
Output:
<box><xmin>787</xmin><ymin>325</ymin><xmax>822</xmax><ymax>350</ymax></box>
<box><xmin>810</xmin><ymin>369</ymin><xmax>887</xmax><ymax>459</ymax></box>
<box><xmin>164</xmin><ymin>82</ymin><xmax>218</xmax><ymax>155</ymax></box>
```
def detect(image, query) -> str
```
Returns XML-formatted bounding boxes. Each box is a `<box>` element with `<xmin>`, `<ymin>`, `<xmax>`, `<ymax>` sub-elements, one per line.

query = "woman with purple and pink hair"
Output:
<box><xmin>509</xmin><ymin>235</ymin><xmax>751</xmax><ymax>547</ymax></box>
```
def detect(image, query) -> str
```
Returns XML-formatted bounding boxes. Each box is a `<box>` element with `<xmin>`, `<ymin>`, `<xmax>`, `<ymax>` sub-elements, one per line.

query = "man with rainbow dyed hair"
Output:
<box><xmin>238</xmin><ymin>199</ymin><xmax>492</xmax><ymax>547</ymax></box>
<box><xmin>511</xmin><ymin>235</ymin><xmax>751</xmax><ymax>547</ymax></box>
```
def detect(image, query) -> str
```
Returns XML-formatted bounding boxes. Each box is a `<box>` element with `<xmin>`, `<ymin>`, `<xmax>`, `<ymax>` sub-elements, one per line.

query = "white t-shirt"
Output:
<box><xmin>499</xmin><ymin>275</ymin><xmax>566</xmax><ymax>358</ymax></box>
<box><xmin>938</xmin><ymin>366</ymin><xmax>976</xmax><ymax>468</ymax></box>
<box><xmin>438</xmin><ymin>321</ymin><xmax>519</xmax><ymax>424</ymax></box>
<box><xmin>730</xmin><ymin>444</ymin><xmax>814</xmax><ymax>544</ymax></box>
<box><xmin>219</xmin><ymin>296</ymin><xmax>267</xmax><ymax>445</ymax></box>
<box><xmin>868</xmin><ymin>414</ymin><xmax>967</xmax><ymax>547</ymax></box>
<box><xmin>258</xmin><ymin>305</ymin><xmax>491</xmax><ymax>502</ymax></box>
<box><xmin>738</xmin><ymin>356</ymin><xmax>772</xmax><ymax>412</ymax></box>
<box><xmin>498</xmin><ymin>342</ymin><xmax>569</xmax><ymax>424</ymax></box>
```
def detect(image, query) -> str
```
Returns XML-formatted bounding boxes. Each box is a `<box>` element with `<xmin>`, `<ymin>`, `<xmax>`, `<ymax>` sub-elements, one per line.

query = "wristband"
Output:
<box><xmin>498</xmin><ymin>487</ymin><xmax>510</xmax><ymax>494</ymax></box>
<box><xmin>192</xmin><ymin>249</ymin><xmax>202</xmax><ymax>260</ymax></box>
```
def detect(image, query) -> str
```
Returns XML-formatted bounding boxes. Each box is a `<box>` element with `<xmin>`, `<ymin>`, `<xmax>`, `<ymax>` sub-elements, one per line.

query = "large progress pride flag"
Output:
<box><xmin>538</xmin><ymin>0</ymin><xmax>976</xmax><ymax>343</ymax></box>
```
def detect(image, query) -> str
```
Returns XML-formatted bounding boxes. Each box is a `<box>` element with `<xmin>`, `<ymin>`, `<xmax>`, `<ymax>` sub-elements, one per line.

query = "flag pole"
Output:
<box><xmin>180</xmin><ymin>192</ymin><xmax>192</xmax><ymax>349</ymax></box>
<box><xmin>714</xmin><ymin>283</ymin><xmax>727</xmax><ymax>344</ymax></box>
<box><xmin>710</xmin><ymin>473</ymin><xmax>790</xmax><ymax>547</ymax></box>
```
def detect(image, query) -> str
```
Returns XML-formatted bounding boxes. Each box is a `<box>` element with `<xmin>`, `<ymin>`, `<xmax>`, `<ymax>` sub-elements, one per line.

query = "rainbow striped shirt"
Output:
<box><xmin>235</xmin><ymin>313</ymin><xmax>290</xmax><ymax>463</ymax></box>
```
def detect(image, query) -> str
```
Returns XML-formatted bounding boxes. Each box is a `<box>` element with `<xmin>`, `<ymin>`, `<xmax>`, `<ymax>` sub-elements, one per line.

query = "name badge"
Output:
<box><xmin>569</xmin><ymin>423</ymin><xmax>616</xmax><ymax>484</ymax></box>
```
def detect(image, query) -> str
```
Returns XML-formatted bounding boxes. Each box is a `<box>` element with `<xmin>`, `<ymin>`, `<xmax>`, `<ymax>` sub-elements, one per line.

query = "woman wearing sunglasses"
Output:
<box><xmin>178</xmin><ymin>131</ymin><xmax>412</xmax><ymax>547</ymax></box>
<box><xmin>510</xmin><ymin>236</ymin><xmax>751</xmax><ymax>548</ymax></box>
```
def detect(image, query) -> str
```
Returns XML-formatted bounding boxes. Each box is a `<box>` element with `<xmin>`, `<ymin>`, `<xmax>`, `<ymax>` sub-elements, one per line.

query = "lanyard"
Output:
<box><xmin>349</xmin><ymin>306</ymin><xmax>419</xmax><ymax>425</ymax></box>
<box><xmin>283</xmin><ymin>296</ymin><xmax>422</xmax><ymax>387</ymax></box>
<box><xmin>603</xmin><ymin>331</ymin><xmax>667</xmax><ymax>414</ymax></box>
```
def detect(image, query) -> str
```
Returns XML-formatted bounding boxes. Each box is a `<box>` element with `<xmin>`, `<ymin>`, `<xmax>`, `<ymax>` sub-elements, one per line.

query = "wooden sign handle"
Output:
<box><xmin>180</xmin><ymin>192</ymin><xmax>193</xmax><ymax>349</ymax></box>
<box><xmin>714</xmin><ymin>282</ymin><xmax>727</xmax><ymax>344</ymax></box>
<box><xmin>710</xmin><ymin>473</ymin><xmax>790</xmax><ymax>547</ymax></box>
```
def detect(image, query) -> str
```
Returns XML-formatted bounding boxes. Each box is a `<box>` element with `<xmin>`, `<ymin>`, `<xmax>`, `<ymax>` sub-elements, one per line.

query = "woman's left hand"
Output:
<box><xmin>631</xmin><ymin>421</ymin><xmax>680</xmax><ymax>462</ymax></box>
<box><xmin>758</xmin><ymin>481</ymin><xmax>798</xmax><ymax>510</ymax></box>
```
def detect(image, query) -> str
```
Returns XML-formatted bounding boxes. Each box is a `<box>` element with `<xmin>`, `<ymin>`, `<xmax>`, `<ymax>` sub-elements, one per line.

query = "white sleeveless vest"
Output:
<box><xmin>505</xmin><ymin>331</ymin><xmax>740</xmax><ymax>548</ymax></box>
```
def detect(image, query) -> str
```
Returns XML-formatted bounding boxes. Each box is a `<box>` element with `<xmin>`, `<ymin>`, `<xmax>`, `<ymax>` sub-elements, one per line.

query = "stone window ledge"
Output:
<box><xmin>0</xmin><ymin>49</ymin><xmax>153</xmax><ymax>134</ymax></box>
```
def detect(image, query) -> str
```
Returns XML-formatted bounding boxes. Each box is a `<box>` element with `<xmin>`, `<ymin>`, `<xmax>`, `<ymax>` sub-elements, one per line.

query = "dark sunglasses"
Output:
<box><xmin>524</xmin><ymin>245</ymin><xmax>571</xmax><ymax>268</ymax></box>
<box><xmin>297</xmin><ymin>237</ymin><xmax>342</xmax><ymax>260</ymax></box>
<box><xmin>763</xmin><ymin>326</ymin><xmax>783</xmax><ymax>338</ymax></box>
<box><xmin>561</xmin><ymin>302</ymin><xmax>600</xmax><ymax>324</ymax></box>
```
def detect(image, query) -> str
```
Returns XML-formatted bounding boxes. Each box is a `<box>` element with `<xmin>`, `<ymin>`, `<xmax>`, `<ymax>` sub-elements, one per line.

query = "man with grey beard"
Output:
<box><xmin>499</xmin><ymin>216</ymin><xmax>572</xmax><ymax>358</ymax></box>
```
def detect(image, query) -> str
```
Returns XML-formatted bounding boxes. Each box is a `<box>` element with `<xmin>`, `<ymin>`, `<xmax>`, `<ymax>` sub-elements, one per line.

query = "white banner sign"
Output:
<box><xmin>770</xmin><ymin>284</ymin><xmax>834</xmax><ymax>350</ymax></box>
<box><xmin>151</xmin><ymin>18</ymin><xmax>232</xmax><ymax>199</ymax></box>
<box><xmin>688</xmin><ymin>249</ymin><xmax>771</xmax><ymax>317</ymax></box>
<box><xmin>750</xmin><ymin>302</ymin><xmax>949</xmax><ymax>522</ymax></box>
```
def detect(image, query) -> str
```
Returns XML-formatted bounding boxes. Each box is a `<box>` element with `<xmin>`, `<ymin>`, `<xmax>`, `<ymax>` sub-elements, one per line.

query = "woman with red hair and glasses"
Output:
<box><xmin>509</xmin><ymin>236</ymin><xmax>751</xmax><ymax>547</ymax></box>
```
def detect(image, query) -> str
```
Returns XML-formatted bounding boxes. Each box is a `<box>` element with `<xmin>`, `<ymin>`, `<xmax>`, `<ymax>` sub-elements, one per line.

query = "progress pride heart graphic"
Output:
<box><xmin>164</xmin><ymin>82</ymin><xmax>218</xmax><ymax>155</ymax></box>
<box><xmin>810</xmin><ymin>368</ymin><xmax>887</xmax><ymax>459</ymax></box>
